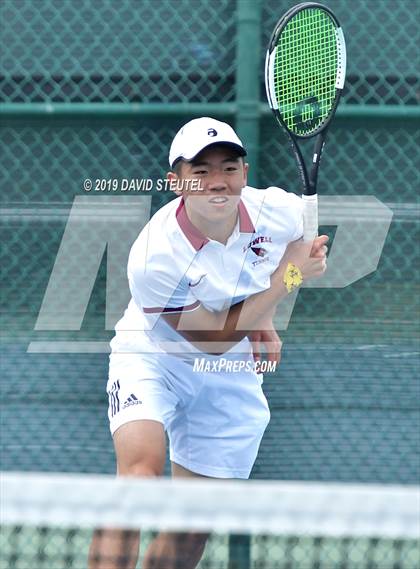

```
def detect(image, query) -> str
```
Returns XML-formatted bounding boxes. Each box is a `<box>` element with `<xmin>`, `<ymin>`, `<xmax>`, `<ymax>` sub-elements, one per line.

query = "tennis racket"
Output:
<box><xmin>265</xmin><ymin>2</ymin><xmax>346</xmax><ymax>241</ymax></box>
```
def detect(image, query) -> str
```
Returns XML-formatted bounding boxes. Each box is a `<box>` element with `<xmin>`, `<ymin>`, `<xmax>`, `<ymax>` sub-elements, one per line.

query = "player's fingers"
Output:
<box><xmin>251</xmin><ymin>340</ymin><xmax>261</xmax><ymax>362</ymax></box>
<box><xmin>317</xmin><ymin>234</ymin><xmax>329</xmax><ymax>246</ymax></box>
<box><xmin>264</xmin><ymin>333</ymin><xmax>282</xmax><ymax>364</ymax></box>
<box><xmin>314</xmin><ymin>258</ymin><xmax>327</xmax><ymax>275</ymax></box>
<box><xmin>248</xmin><ymin>331</ymin><xmax>262</xmax><ymax>352</ymax></box>
<box><xmin>308</xmin><ymin>255</ymin><xmax>327</xmax><ymax>276</ymax></box>
<box><xmin>312</xmin><ymin>245</ymin><xmax>328</xmax><ymax>258</ymax></box>
<box><xmin>266</xmin><ymin>344</ymin><xmax>282</xmax><ymax>364</ymax></box>
<box><xmin>310</xmin><ymin>235</ymin><xmax>329</xmax><ymax>256</ymax></box>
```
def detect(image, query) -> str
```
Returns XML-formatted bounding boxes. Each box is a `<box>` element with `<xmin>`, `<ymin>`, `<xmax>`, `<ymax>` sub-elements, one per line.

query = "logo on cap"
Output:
<box><xmin>207</xmin><ymin>128</ymin><xmax>217</xmax><ymax>137</ymax></box>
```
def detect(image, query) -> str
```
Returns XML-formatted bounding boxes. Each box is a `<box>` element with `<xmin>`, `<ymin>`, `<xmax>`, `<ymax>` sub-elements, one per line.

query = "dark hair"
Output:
<box><xmin>172</xmin><ymin>158</ymin><xmax>186</xmax><ymax>176</ymax></box>
<box><xmin>172</xmin><ymin>154</ymin><xmax>245</xmax><ymax>177</ymax></box>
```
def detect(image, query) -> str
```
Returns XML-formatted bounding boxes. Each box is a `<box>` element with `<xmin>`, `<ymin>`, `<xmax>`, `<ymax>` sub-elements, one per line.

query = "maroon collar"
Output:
<box><xmin>175</xmin><ymin>198</ymin><xmax>209</xmax><ymax>251</ymax></box>
<box><xmin>238</xmin><ymin>199</ymin><xmax>255</xmax><ymax>233</ymax></box>
<box><xmin>175</xmin><ymin>197</ymin><xmax>255</xmax><ymax>251</ymax></box>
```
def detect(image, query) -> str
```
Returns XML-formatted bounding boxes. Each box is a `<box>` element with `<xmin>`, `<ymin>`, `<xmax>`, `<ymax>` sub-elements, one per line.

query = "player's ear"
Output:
<box><xmin>166</xmin><ymin>171</ymin><xmax>183</xmax><ymax>196</ymax></box>
<box><xmin>242</xmin><ymin>161</ymin><xmax>249</xmax><ymax>186</ymax></box>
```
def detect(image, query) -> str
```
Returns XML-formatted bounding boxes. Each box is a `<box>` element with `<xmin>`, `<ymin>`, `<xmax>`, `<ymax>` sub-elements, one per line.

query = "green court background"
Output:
<box><xmin>1</xmin><ymin>0</ymin><xmax>419</xmax><ymax>486</ymax></box>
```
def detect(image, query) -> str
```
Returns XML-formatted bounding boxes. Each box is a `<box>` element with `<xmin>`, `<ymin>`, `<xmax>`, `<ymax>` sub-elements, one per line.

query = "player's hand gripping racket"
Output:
<box><xmin>265</xmin><ymin>2</ymin><xmax>346</xmax><ymax>241</ymax></box>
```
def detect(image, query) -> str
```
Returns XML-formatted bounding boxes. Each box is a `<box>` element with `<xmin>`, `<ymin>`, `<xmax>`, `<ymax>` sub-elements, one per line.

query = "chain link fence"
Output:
<box><xmin>1</xmin><ymin>0</ymin><xmax>417</xmax><ymax>105</ymax></box>
<box><xmin>1</xmin><ymin>0</ymin><xmax>237</xmax><ymax>104</ymax></box>
<box><xmin>1</xmin><ymin>0</ymin><xmax>419</xmax><ymax>488</ymax></box>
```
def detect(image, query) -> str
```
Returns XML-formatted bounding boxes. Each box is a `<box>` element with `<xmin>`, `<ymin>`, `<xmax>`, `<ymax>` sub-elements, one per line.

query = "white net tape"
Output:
<box><xmin>1</xmin><ymin>472</ymin><xmax>419</xmax><ymax>539</ymax></box>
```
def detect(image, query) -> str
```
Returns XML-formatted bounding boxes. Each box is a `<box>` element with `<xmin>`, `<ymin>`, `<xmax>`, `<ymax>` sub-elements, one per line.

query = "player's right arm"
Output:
<box><xmin>161</xmin><ymin>235</ymin><xmax>328</xmax><ymax>354</ymax></box>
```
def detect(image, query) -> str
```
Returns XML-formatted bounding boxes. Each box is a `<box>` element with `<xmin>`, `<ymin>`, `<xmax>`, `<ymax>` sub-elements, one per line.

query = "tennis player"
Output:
<box><xmin>89</xmin><ymin>117</ymin><xmax>328</xmax><ymax>568</ymax></box>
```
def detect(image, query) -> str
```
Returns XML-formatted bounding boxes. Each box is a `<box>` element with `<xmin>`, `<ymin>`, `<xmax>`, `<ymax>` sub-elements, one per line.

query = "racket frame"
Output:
<box><xmin>265</xmin><ymin>2</ymin><xmax>346</xmax><ymax>240</ymax></box>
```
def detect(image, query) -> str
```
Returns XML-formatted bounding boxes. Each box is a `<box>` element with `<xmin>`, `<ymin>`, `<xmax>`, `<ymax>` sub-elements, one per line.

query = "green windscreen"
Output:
<box><xmin>274</xmin><ymin>7</ymin><xmax>338</xmax><ymax>136</ymax></box>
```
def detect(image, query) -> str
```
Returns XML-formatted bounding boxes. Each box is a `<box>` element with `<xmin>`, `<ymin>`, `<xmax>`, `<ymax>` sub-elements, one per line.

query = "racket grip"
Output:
<box><xmin>302</xmin><ymin>194</ymin><xmax>318</xmax><ymax>242</ymax></box>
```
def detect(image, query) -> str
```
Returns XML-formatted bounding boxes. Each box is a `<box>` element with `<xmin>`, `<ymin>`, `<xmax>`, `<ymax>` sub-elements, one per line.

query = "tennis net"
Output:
<box><xmin>1</xmin><ymin>472</ymin><xmax>419</xmax><ymax>569</ymax></box>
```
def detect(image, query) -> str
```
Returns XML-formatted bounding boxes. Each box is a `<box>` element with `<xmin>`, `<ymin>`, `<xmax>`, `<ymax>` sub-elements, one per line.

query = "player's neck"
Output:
<box><xmin>185</xmin><ymin>204</ymin><xmax>238</xmax><ymax>245</ymax></box>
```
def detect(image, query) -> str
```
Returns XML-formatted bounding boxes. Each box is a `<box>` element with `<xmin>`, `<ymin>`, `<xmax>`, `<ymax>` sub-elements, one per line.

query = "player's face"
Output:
<box><xmin>168</xmin><ymin>145</ymin><xmax>248</xmax><ymax>223</ymax></box>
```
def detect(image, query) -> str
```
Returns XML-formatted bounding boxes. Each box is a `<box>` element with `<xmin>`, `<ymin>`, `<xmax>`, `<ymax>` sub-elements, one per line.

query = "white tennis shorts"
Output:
<box><xmin>107</xmin><ymin>346</ymin><xmax>271</xmax><ymax>479</ymax></box>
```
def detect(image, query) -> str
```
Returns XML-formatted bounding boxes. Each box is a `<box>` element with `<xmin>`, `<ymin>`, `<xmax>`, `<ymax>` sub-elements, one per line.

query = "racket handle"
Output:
<box><xmin>302</xmin><ymin>194</ymin><xmax>318</xmax><ymax>242</ymax></box>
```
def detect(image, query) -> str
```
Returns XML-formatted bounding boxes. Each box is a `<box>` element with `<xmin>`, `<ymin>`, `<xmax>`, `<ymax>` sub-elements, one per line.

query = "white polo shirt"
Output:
<box><xmin>111</xmin><ymin>185</ymin><xmax>303</xmax><ymax>357</ymax></box>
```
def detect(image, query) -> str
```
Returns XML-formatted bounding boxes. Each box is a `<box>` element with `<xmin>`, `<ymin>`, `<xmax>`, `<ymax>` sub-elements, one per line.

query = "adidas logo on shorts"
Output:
<box><xmin>122</xmin><ymin>393</ymin><xmax>142</xmax><ymax>409</ymax></box>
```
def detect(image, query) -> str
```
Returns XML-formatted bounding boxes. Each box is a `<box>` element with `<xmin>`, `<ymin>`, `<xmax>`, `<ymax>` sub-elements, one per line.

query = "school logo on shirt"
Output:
<box><xmin>243</xmin><ymin>235</ymin><xmax>272</xmax><ymax>254</ymax></box>
<box><xmin>250</xmin><ymin>247</ymin><xmax>267</xmax><ymax>257</ymax></box>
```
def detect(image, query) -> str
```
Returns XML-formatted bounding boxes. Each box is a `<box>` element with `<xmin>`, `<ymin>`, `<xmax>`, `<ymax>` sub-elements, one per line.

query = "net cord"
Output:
<box><xmin>1</xmin><ymin>473</ymin><xmax>419</xmax><ymax>539</ymax></box>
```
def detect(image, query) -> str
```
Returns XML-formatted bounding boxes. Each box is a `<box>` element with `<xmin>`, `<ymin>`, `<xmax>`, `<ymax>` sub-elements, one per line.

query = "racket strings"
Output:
<box><xmin>273</xmin><ymin>8</ymin><xmax>338</xmax><ymax>135</ymax></box>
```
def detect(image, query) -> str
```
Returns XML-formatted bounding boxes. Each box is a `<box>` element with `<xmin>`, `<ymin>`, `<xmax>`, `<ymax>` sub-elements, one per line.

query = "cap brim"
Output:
<box><xmin>172</xmin><ymin>142</ymin><xmax>247</xmax><ymax>168</ymax></box>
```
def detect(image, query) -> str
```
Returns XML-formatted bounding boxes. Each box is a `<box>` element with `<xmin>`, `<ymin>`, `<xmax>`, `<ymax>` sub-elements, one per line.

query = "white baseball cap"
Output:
<box><xmin>169</xmin><ymin>117</ymin><xmax>247</xmax><ymax>168</ymax></box>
